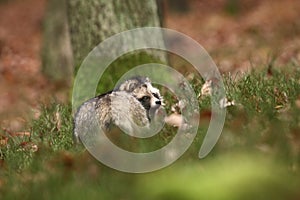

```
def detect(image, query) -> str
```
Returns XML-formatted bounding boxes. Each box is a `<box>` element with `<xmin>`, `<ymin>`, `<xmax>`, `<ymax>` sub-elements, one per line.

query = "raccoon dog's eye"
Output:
<box><xmin>152</xmin><ymin>93</ymin><xmax>160</xmax><ymax>99</ymax></box>
<box><xmin>138</xmin><ymin>96</ymin><xmax>150</xmax><ymax>103</ymax></box>
<box><xmin>142</xmin><ymin>96</ymin><xmax>150</xmax><ymax>101</ymax></box>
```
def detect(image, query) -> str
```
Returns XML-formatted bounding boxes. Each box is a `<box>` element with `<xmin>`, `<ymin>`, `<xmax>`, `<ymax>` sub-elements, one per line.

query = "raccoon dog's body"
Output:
<box><xmin>73</xmin><ymin>77</ymin><xmax>163</xmax><ymax>143</ymax></box>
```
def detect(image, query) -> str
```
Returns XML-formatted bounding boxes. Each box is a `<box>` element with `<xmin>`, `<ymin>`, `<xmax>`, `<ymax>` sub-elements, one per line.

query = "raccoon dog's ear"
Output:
<box><xmin>141</xmin><ymin>84</ymin><xmax>147</xmax><ymax>88</ymax></box>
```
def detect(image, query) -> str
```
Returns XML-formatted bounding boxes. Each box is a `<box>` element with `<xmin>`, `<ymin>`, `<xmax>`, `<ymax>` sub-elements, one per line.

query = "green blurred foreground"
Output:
<box><xmin>0</xmin><ymin>67</ymin><xmax>300</xmax><ymax>199</ymax></box>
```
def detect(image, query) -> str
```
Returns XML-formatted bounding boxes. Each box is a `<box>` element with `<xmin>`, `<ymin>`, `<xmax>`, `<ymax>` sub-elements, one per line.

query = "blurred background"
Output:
<box><xmin>1</xmin><ymin>0</ymin><xmax>300</xmax><ymax>129</ymax></box>
<box><xmin>0</xmin><ymin>0</ymin><xmax>300</xmax><ymax>199</ymax></box>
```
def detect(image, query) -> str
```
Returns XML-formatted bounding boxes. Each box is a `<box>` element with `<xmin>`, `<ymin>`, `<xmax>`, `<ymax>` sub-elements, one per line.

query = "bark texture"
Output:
<box><xmin>67</xmin><ymin>0</ymin><xmax>163</xmax><ymax>72</ymax></box>
<box><xmin>42</xmin><ymin>0</ymin><xmax>73</xmax><ymax>83</ymax></box>
<box><xmin>42</xmin><ymin>0</ymin><xmax>164</xmax><ymax>81</ymax></box>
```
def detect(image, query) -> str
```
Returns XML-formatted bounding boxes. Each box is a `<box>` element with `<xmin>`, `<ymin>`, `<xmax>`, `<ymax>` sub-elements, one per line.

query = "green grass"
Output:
<box><xmin>1</xmin><ymin>66</ymin><xmax>300</xmax><ymax>199</ymax></box>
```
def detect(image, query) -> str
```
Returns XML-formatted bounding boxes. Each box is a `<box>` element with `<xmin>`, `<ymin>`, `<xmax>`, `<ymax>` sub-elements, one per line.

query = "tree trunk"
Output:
<box><xmin>42</xmin><ymin>0</ymin><xmax>164</xmax><ymax>82</ymax></box>
<box><xmin>41</xmin><ymin>0</ymin><xmax>73</xmax><ymax>84</ymax></box>
<box><xmin>67</xmin><ymin>0</ymin><xmax>164</xmax><ymax>73</ymax></box>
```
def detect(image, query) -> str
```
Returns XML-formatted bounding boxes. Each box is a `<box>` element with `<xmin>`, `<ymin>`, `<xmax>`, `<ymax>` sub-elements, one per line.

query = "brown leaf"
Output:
<box><xmin>199</xmin><ymin>80</ymin><xmax>213</xmax><ymax>97</ymax></box>
<box><xmin>20</xmin><ymin>141</ymin><xmax>38</xmax><ymax>152</ymax></box>
<box><xmin>12</xmin><ymin>131</ymin><xmax>31</xmax><ymax>137</ymax></box>
<box><xmin>295</xmin><ymin>97</ymin><xmax>300</xmax><ymax>109</ymax></box>
<box><xmin>55</xmin><ymin>111</ymin><xmax>62</xmax><ymax>131</ymax></box>
<box><xmin>0</xmin><ymin>137</ymin><xmax>8</xmax><ymax>146</ymax></box>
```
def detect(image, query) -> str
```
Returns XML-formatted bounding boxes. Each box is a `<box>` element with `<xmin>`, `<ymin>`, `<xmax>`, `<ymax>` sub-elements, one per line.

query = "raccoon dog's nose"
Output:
<box><xmin>156</xmin><ymin>100</ymin><xmax>161</xmax><ymax>105</ymax></box>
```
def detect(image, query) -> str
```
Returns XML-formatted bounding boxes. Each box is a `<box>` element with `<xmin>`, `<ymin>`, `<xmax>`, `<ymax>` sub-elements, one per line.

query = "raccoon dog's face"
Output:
<box><xmin>133</xmin><ymin>82</ymin><xmax>163</xmax><ymax>111</ymax></box>
<box><xmin>117</xmin><ymin>77</ymin><xmax>163</xmax><ymax>111</ymax></box>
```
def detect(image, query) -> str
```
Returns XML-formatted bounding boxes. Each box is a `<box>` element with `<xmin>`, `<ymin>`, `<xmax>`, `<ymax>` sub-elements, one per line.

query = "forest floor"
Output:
<box><xmin>0</xmin><ymin>0</ymin><xmax>300</xmax><ymax>131</ymax></box>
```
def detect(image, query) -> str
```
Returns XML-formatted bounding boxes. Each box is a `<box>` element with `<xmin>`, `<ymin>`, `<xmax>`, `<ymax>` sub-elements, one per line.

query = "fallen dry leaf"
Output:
<box><xmin>219</xmin><ymin>97</ymin><xmax>235</xmax><ymax>109</ymax></box>
<box><xmin>11</xmin><ymin>131</ymin><xmax>31</xmax><ymax>137</ymax></box>
<box><xmin>164</xmin><ymin>113</ymin><xmax>184</xmax><ymax>127</ymax></box>
<box><xmin>20</xmin><ymin>141</ymin><xmax>38</xmax><ymax>152</ymax></box>
<box><xmin>295</xmin><ymin>97</ymin><xmax>300</xmax><ymax>109</ymax></box>
<box><xmin>171</xmin><ymin>100</ymin><xmax>186</xmax><ymax>114</ymax></box>
<box><xmin>2</xmin><ymin>128</ymin><xmax>30</xmax><ymax>137</ymax></box>
<box><xmin>0</xmin><ymin>137</ymin><xmax>8</xmax><ymax>146</ymax></box>
<box><xmin>199</xmin><ymin>79</ymin><xmax>213</xmax><ymax>97</ymax></box>
<box><xmin>0</xmin><ymin>178</ymin><xmax>4</xmax><ymax>189</ymax></box>
<box><xmin>55</xmin><ymin>111</ymin><xmax>62</xmax><ymax>131</ymax></box>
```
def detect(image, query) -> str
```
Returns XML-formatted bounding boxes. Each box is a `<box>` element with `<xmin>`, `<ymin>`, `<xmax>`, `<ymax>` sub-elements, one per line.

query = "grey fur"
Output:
<box><xmin>73</xmin><ymin>77</ymin><xmax>163</xmax><ymax>143</ymax></box>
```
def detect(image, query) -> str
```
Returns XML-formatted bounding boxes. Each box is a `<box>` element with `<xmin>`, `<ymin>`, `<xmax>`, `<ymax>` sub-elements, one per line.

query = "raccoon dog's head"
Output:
<box><xmin>116</xmin><ymin>77</ymin><xmax>164</xmax><ymax>113</ymax></box>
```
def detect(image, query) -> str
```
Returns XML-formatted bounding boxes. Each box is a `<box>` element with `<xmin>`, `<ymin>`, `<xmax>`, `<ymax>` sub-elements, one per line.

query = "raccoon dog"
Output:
<box><xmin>73</xmin><ymin>77</ymin><xmax>163</xmax><ymax>143</ymax></box>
